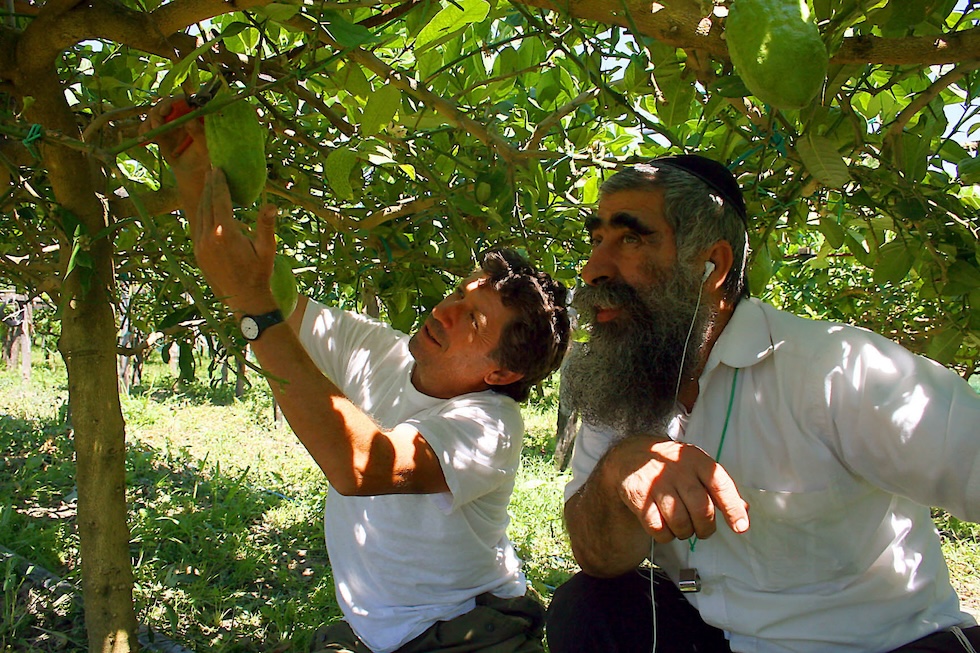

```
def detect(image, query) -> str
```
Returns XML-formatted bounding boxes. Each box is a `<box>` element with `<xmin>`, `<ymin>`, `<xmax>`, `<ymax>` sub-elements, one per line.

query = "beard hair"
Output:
<box><xmin>562</xmin><ymin>262</ymin><xmax>713</xmax><ymax>436</ymax></box>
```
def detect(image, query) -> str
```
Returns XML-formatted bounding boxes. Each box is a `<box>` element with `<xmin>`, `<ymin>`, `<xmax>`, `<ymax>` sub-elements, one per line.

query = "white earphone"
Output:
<box><xmin>657</xmin><ymin>257</ymin><xmax>719</xmax><ymax>652</ymax></box>
<box><xmin>702</xmin><ymin>260</ymin><xmax>716</xmax><ymax>283</ymax></box>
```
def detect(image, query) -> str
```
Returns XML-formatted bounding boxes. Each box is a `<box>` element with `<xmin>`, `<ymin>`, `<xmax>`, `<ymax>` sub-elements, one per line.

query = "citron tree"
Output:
<box><xmin>1</xmin><ymin>0</ymin><xmax>980</xmax><ymax>650</ymax></box>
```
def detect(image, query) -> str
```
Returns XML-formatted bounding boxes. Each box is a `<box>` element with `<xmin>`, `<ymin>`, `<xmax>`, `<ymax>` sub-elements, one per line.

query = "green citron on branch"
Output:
<box><xmin>271</xmin><ymin>254</ymin><xmax>298</xmax><ymax>318</ymax></box>
<box><xmin>726</xmin><ymin>0</ymin><xmax>828</xmax><ymax>110</ymax></box>
<box><xmin>204</xmin><ymin>91</ymin><xmax>268</xmax><ymax>206</ymax></box>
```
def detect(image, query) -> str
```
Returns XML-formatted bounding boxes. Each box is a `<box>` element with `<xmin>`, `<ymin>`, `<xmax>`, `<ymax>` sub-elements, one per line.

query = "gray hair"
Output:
<box><xmin>599</xmin><ymin>163</ymin><xmax>751</xmax><ymax>302</ymax></box>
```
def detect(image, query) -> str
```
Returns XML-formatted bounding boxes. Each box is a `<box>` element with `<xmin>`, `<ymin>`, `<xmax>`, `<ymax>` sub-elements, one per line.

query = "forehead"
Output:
<box><xmin>587</xmin><ymin>188</ymin><xmax>669</xmax><ymax>233</ymax></box>
<box><xmin>459</xmin><ymin>274</ymin><xmax>515</xmax><ymax>322</ymax></box>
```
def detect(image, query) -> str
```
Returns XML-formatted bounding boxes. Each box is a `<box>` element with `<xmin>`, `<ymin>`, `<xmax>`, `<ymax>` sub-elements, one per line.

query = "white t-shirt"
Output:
<box><xmin>299</xmin><ymin>300</ymin><xmax>528</xmax><ymax>653</ymax></box>
<box><xmin>566</xmin><ymin>298</ymin><xmax>980</xmax><ymax>653</ymax></box>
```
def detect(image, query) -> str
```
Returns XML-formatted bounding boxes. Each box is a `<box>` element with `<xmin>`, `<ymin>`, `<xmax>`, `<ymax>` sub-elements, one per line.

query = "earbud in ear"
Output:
<box><xmin>702</xmin><ymin>261</ymin><xmax>716</xmax><ymax>283</ymax></box>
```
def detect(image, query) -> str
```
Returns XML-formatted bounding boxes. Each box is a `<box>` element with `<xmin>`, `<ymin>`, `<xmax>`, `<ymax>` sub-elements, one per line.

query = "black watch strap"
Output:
<box><xmin>240</xmin><ymin>309</ymin><xmax>285</xmax><ymax>341</ymax></box>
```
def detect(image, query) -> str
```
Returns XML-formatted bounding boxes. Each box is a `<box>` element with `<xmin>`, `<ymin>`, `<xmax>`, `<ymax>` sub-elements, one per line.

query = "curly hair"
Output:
<box><xmin>478</xmin><ymin>248</ymin><xmax>571</xmax><ymax>402</ymax></box>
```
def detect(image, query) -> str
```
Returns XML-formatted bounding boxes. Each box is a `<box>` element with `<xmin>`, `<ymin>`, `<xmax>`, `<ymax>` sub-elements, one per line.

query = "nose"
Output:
<box><xmin>430</xmin><ymin>299</ymin><xmax>457</xmax><ymax>328</ymax></box>
<box><xmin>580</xmin><ymin>245</ymin><xmax>617</xmax><ymax>286</ymax></box>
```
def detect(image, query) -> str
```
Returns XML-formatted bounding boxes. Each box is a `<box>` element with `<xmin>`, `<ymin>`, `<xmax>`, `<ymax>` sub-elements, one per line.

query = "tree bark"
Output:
<box><xmin>509</xmin><ymin>0</ymin><xmax>980</xmax><ymax>66</ymax></box>
<box><xmin>14</xmin><ymin>59</ymin><xmax>138</xmax><ymax>653</ymax></box>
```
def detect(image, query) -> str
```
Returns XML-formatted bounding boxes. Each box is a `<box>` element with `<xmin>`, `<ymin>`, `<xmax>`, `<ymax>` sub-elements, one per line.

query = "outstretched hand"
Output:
<box><xmin>194</xmin><ymin>169</ymin><xmax>279</xmax><ymax>316</ymax></box>
<box><xmin>610</xmin><ymin>435</ymin><xmax>749</xmax><ymax>544</ymax></box>
<box><xmin>140</xmin><ymin>97</ymin><xmax>209</xmax><ymax>177</ymax></box>
<box><xmin>140</xmin><ymin>96</ymin><xmax>213</xmax><ymax>220</ymax></box>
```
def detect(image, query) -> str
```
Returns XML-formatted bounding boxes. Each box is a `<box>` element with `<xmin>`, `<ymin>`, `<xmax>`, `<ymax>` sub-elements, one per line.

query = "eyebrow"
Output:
<box><xmin>585</xmin><ymin>212</ymin><xmax>655</xmax><ymax>235</ymax></box>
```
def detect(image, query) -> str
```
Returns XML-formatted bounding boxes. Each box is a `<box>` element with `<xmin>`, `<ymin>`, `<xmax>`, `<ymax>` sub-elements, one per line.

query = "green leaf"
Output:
<box><xmin>158</xmin><ymin>39</ymin><xmax>213</xmax><ymax>97</ymax></box>
<box><xmin>817</xmin><ymin>215</ymin><xmax>845</xmax><ymax>249</ymax></box>
<box><xmin>844</xmin><ymin>232</ymin><xmax>872</xmax><ymax>267</ymax></box>
<box><xmin>652</xmin><ymin>62</ymin><xmax>695</xmax><ymax>129</ymax></box>
<box><xmin>582</xmin><ymin>174</ymin><xmax>600</xmax><ymax>205</ymax></box>
<box><xmin>320</xmin><ymin>11</ymin><xmax>375</xmax><ymax>48</ymax></box>
<box><xmin>416</xmin><ymin>0</ymin><xmax>490</xmax><ymax>53</ymax></box>
<box><xmin>901</xmin><ymin>132</ymin><xmax>930</xmax><ymax>183</ymax></box>
<box><xmin>958</xmin><ymin>156</ymin><xmax>980</xmax><ymax>184</ymax></box>
<box><xmin>711</xmin><ymin>74</ymin><xmax>750</xmax><ymax>98</ymax></box>
<box><xmin>220</xmin><ymin>22</ymin><xmax>250</xmax><ymax>39</ymax></box>
<box><xmin>873</xmin><ymin>240</ymin><xmax>914</xmax><ymax>285</ymax></box>
<box><xmin>796</xmin><ymin>134</ymin><xmax>850</xmax><ymax>188</ymax></box>
<box><xmin>157</xmin><ymin>305</ymin><xmax>200</xmax><ymax>331</ymax></box>
<box><xmin>325</xmin><ymin>148</ymin><xmax>357</xmax><ymax>200</ymax></box>
<box><xmin>337</xmin><ymin>61</ymin><xmax>371</xmax><ymax>99</ymax></box>
<box><xmin>361</xmin><ymin>85</ymin><xmax>401</xmax><ymax>136</ymax></box>
<box><xmin>259</xmin><ymin>3</ymin><xmax>301</xmax><ymax>22</ymax></box>
<box><xmin>926</xmin><ymin>327</ymin><xmax>963</xmax><ymax>364</ymax></box>
<box><xmin>944</xmin><ymin>261</ymin><xmax>980</xmax><ymax>296</ymax></box>
<box><xmin>748</xmin><ymin>241</ymin><xmax>774</xmax><ymax>294</ymax></box>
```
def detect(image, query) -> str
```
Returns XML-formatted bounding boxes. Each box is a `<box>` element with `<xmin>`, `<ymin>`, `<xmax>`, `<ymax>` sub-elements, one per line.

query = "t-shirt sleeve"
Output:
<box><xmin>299</xmin><ymin>298</ymin><xmax>403</xmax><ymax>388</ymax></box>
<box><xmin>406</xmin><ymin>395</ymin><xmax>524</xmax><ymax>513</ymax></box>
<box><xmin>563</xmin><ymin>421</ymin><xmax>619</xmax><ymax>503</ymax></box>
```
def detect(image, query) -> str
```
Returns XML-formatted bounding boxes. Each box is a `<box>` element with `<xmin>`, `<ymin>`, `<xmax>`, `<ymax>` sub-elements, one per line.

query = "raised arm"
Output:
<box><xmin>142</xmin><ymin>100</ymin><xmax>449</xmax><ymax>497</ymax></box>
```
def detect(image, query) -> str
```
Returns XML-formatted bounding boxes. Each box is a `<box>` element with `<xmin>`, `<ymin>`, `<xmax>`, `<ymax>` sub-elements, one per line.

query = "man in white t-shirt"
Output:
<box><xmin>547</xmin><ymin>155</ymin><xmax>980</xmax><ymax>653</ymax></box>
<box><xmin>143</xmin><ymin>100</ymin><xmax>570</xmax><ymax>653</ymax></box>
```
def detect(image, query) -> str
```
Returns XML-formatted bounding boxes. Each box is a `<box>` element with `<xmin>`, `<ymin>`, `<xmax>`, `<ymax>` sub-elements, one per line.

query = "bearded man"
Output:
<box><xmin>547</xmin><ymin>155</ymin><xmax>980</xmax><ymax>653</ymax></box>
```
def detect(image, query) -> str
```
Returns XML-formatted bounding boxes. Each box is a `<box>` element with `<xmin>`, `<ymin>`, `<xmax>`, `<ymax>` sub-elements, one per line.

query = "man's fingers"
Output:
<box><xmin>208</xmin><ymin>168</ymin><xmax>235</xmax><ymax>234</ymax></box>
<box><xmin>651</xmin><ymin>493</ymin><xmax>695</xmax><ymax>543</ymax></box>
<box><xmin>705</xmin><ymin>463</ymin><xmax>750</xmax><ymax>534</ymax></box>
<box><xmin>253</xmin><ymin>204</ymin><xmax>279</xmax><ymax>261</ymax></box>
<box><xmin>677</xmin><ymin>480</ymin><xmax>717</xmax><ymax>540</ymax></box>
<box><xmin>196</xmin><ymin>170</ymin><xmax>215</xmax><ymax>244</ymax></box>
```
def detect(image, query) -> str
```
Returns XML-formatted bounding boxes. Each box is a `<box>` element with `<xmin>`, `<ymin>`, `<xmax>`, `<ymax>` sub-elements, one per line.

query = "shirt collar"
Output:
<box><xmin>704</xmin><ymin>297</ymin><xmax>775</xmax><ymax>374</ymax></box>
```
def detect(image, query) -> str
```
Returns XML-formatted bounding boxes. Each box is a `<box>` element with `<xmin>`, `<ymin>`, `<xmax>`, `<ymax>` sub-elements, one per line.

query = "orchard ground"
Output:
<box><xmin>0</xmin><ymin>352</ymin><xmax>978</xmax><ymax>652</ymax></box>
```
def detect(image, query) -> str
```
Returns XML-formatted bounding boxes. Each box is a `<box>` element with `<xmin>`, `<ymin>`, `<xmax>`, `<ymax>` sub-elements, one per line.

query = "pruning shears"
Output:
<box><xmin>159</xmin><ymin>77</ymin><xmax>224</xmax><ymax>156</ymax></box>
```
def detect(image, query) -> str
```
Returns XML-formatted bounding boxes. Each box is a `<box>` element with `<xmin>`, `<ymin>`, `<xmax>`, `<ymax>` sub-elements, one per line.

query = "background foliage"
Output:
<box><xmin>3</xmin><ymin>0</ymin><xmax>980</xmax><ymax>649</ymax></box>
<box><xmin>3</xmin><ymin>0</ymin><xmax>980</xmax><ymax>370</ymax></box>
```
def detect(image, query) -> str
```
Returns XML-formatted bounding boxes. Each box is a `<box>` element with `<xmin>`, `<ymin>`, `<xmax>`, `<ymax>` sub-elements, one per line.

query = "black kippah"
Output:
<box><xmin>653</xmin><ymin>154</ymin><xmax>747</xmax><ymax>224</ymax></box>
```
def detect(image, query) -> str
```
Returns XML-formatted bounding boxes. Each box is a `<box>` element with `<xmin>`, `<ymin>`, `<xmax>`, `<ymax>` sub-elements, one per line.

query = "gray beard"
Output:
<box><xmin>562</xmin><ymin>264</ymin><xmax>713</xmax><ymax>436</ymax></box>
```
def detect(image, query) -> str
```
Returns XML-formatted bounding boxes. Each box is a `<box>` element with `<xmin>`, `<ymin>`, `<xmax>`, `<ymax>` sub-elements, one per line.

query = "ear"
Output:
<box><xmin>703</xmin><ymin>240</ymin><xmax>735</xmax><ymax>293</ymax></box>
<box><xmin>485</xmin><ymin>368</ymin><xmax>524</xmax><ymax>387</ymax></box>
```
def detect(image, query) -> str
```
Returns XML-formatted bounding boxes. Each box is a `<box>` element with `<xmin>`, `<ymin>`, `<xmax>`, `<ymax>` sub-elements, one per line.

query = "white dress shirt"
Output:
<box><xmin>565</xmin><ymin>298</ymin><xmax>980</xmax><ymax>653</ymax></box>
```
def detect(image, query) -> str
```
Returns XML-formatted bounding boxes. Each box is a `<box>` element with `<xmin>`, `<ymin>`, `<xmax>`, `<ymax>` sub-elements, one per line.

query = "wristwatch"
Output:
<box><xmin>240</xmin><ymin>309</ymin><xmax>284</xmax><ymax>341</ymax></box>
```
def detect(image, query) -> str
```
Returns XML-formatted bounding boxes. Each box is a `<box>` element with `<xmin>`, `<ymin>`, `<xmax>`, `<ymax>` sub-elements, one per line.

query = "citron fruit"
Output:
<box><xmin>204</xmin><ymin>91</ymin><xmax>267</xmax><ymax>206</ymax></box>
<box><xmin>271</xmin><ymin>254</ymin><xmax>298</xmax><ymax>318</ymax></box>
<box><xmin>726</xmin><ymin>0</ymin><xmax>828</xmax><ymax>110</ymax></box>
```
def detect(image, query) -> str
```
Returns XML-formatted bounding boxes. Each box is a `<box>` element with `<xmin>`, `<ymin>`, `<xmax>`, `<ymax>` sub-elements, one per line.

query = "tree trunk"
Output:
<box><xmin>20</xmin><ymin>66</ymin><xmax>138</xmax><ymax>653</ymax></box>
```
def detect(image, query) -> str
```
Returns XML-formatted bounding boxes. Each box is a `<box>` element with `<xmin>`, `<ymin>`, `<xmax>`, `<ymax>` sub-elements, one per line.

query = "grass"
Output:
<box><xmin>0</xmin><ymin>354</ymin><xmax>575</xmax><ymax>652</ymax></box>
<box><xmin>0</xmin><ymin>352</ymin><xmax>978</xmax><ymax>651</ymax></box>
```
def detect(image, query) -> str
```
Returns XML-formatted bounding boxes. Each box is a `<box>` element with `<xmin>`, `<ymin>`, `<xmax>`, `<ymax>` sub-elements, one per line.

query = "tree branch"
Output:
<box><xmin>527</xmin><ymin>88</ymin><xmax>599</xmax><ymax>151</ymax></box>
<box><xmin>265</xmin><ymin>180</ymin><xmax>348</xmax><ymax>231</ymax></box>
<box><xmin>282</xmin><ymin>13</ymin><xmax>524</xmax><ymax>165</ymax></box>
<box><xmin>509</xmin><ymin>0</ymin><xmax>980</xmax><ymax>66</ymax></box>
<box><xmin>357</xmin><ymin>0</ymin><xmax>423</xmax><ymax>29</ymax></box>
<box><xmin>885</xmin><ymin>61</ymin><xmax>980</xmax><ymax>141</ymax></box>
<box><xmin>359</xmin><ymin>195</ymin><xmax>436</xmax><ymax>231</ymax></box>
<box><xmin>19</xmin><ymin>0</ymin><xmax>178</xmax><ymax>70</ymax></box>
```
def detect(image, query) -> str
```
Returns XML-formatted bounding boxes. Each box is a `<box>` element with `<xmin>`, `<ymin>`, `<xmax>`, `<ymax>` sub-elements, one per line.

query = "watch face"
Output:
<box><xmin>241</xmin><ymin>316</ymin><xmax>260</xmax><ymax>340</ymax></box>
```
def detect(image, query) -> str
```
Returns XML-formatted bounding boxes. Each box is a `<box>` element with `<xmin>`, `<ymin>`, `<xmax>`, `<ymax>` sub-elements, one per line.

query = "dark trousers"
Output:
<box><xmin>546</xmin><ymin>569</ymin><xmax>980</xmax><ymax>653</ymax></box>
<box><xmin>312</xmin><ymin>593</ymin><xmax>545</xmax><ymax>653</ymax></box>
<box><xmin>546</xmin><ymin>569</ymin><xmax>730</xmax><ymax>653</ymax></box>
<box><xmin>891</xmin><ymin>626</ymin><xmax>980</xmax><ymax>652</ymax></box>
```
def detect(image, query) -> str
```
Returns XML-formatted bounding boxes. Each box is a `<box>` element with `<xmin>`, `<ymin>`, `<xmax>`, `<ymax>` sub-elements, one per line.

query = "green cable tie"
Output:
<box><xmin>23</xmin><ymin>123</ymin><xmax>44</xmax><ymax>159</ymax></box>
